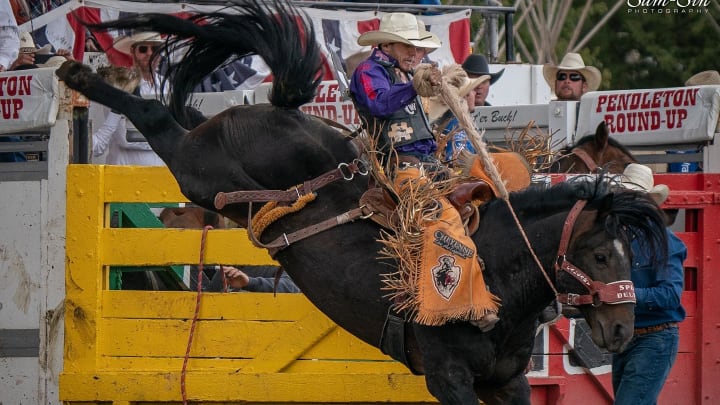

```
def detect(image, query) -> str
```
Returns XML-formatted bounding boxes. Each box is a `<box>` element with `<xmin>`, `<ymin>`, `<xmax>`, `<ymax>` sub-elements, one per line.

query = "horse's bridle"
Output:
<box><xmin>569</xmin><ymin>147</ymin><xmax>599</xmax><ymax>173</ymax></box>
<box><xmin>553</xmin><ymin>199</ymin><xmax>636</xmax><ymax>307</ymax></box>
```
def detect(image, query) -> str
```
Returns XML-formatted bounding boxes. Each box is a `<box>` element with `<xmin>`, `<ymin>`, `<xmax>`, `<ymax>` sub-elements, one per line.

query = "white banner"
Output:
<box><xmin>0</xmin><ymin>68</ymin><xmax>60</xmax><ymax>134</ymax></box>
<box><xmin>299</xmin><ymin>81</ymin><xmax>359</xmax><ymax>127</ymax></box>
<box><xmin>576</xmin><ymin>85</ymin><xmax>720</xmax><ymax>146</ymax></box>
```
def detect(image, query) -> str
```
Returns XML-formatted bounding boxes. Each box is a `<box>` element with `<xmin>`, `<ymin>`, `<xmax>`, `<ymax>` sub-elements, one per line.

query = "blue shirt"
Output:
<box><xmin>441</xmin><ymin>117</ymin><xmax>476</xmax><ymax>163</ymax></box>
<box><xmin>631</xmin><ymin>228</ymin><xmax>686</xmax><ymax>328</ymax></box>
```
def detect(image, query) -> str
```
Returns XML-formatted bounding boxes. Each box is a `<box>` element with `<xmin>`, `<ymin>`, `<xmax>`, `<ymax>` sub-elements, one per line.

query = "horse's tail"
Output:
<box><xmin>83</xmin><ymin>0</ymin><xmax>322</xmax><ymax>118</ymax></box>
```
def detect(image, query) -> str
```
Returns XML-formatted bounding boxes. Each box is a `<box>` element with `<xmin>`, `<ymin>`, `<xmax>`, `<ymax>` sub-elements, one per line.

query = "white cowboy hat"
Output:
<box><xmin>357</xmin><ymin>13</ymin><xmax>441</xmax><ymax>51</ymax></box>
<box><xmin>618</xmin><ymin>163</ymin><xmax>669</xmax><ymax>205</ymax></box>
<box><xmin>685</xmin><ymin>70</ymin><xmax>720</xmax><ymax>86</ymax></box>
<box><xmin>542</xmin><ymin>52</ymin><xmax>602</xmax><ymax>92</ymax></box>
<box><xmin>427</xmin><ymin>64</ymin><xmax>490</xmax><ymax>122</ymax></box>
<box><xmin>38</xmin><ymin>55</ymin><xmax>67</xmax><ymax>68</ymax></box>
<box><xmin>113</xmin><ymin>32</ymin><xmax>164</xmax><ymax>55</ymax></box>
<box><xmin>415</xmin><ymin>19</ymin><xmax>441</xmax><ymax>53</ymax></box>
<box><xmin>19</xmin><ymin>32</ymin><xmax>52</xmax><ymax>54</ymax></box>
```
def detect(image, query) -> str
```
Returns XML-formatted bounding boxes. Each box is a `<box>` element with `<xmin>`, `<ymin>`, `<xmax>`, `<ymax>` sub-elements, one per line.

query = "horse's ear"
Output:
<box><xmin>594</xmin><ymin>121</ymin><xmax>609</xmax><ymax>150</ymax></box>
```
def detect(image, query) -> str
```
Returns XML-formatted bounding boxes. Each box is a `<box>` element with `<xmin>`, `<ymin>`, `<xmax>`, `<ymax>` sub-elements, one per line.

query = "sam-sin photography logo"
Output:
<box><xmin>627</xmin><ymin>0</ymin><xmax>710</xmax><ymax>14</ymax></box>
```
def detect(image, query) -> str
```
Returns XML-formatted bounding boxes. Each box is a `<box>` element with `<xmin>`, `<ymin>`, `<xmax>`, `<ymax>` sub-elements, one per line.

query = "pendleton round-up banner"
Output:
<box><xmin>0</xmin><ymin>67</ymin><xmax>59</xmax><ymax>134</ymax></box>
<box><xmin>576</xmin><ymin>85</ymin><xmax>720</xmax><ymax>146</ymax></box>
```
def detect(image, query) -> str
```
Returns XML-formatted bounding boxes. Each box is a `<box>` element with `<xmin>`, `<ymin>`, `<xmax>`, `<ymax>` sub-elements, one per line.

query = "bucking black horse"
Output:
<box><xmin>56</xmin><ymin>1</ymin><xmax>667</xmax><ymax>403</ymax></box>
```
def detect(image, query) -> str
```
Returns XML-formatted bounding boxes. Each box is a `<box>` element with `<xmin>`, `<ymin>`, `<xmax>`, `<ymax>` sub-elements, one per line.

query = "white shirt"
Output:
<box><xmin>0</xmin><ymin>0</ymin><xmax>19</xmax><ymax>70</ymax></box>
<box><xmin>92</xmin><ymin>105</ymin><xmax>164</xmax><ymax>166</ymax></box>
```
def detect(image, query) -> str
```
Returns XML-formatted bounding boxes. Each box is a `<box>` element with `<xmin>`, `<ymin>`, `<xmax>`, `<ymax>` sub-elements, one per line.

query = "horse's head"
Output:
<box><xmin>554</xmin><ymin>179</ymin><xmax>667</xmax><ymax>352</ymax></box>
<box><xmin>549</xmin><ymin>121</ymin><xmax>637</xmax><ymax>174</ymax></box>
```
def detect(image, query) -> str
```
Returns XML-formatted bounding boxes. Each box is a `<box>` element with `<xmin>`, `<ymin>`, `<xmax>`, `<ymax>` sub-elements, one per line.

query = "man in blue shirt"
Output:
<box><xmin>349</xmin><ymin>13</ymin><xmax>501</xmax><ymax>331</ymax></box>
<box><xmin>612</xmin><ymin>163</ymin><xmax>686</xmax><ymax>405</ymax></box>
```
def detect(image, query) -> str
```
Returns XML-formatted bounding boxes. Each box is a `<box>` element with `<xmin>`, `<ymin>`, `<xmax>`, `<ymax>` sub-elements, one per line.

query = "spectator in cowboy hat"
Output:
<box><xmin>89</xmin><ymin>32</ymin><xmax>167</xmax><ymax>167</ymax></box>
<box><xmin>611</xmin><ymin>163</ymin><xmax>686</xmax><ymax>405</ymax></box>
<box><xmin>9</xmin><ymin>31</ymin><xmax>74</xmax><ymax>70</ymax></box>
<box><xmin>461</xmin><ymin>54</ymin><xmax>504</xmax><ymax>106</ymax></box>
<box><xmin>543</xmin><ymin>52</ymin><xmax>601</xmax><ymax>101</ymax></box>
<box><xmin>112</xmin><ymin>31</ymin><xmax>165</xmax><ymax>96</ymax></box>
<box><xmin>685</xmin><ymin>70</ymin><xmax>720</xmax><ymax>86</ymax></box>
<box><xmin>9</xmin><ymin>31</ymin><xmax>50</xmax><ymax>69</ymax></box>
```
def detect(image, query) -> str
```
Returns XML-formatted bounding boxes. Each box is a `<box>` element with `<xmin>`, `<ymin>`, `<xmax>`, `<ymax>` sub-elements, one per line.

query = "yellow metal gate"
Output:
<box><xmin>61</xmin><ymin>164</ymin><xmax>436</xmax><ymax>404</ymax></box>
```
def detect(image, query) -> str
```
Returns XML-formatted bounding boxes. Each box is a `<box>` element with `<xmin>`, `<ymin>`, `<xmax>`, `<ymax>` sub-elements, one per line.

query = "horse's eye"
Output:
<box><xmin>594</xmin><ymin>253</ymin><xmax>607</xmax><ymax>264</ymax></box>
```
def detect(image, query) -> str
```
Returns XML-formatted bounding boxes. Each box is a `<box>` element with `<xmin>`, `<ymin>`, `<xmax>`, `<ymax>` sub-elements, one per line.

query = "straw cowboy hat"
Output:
<box><xmin>416</xmin><ymin>19</ymin><xmax>441</xmax><ymax>51</ymax></box>
<box><xmin>685</xmin><ymin>70</ymin><xmax>720</xmax><ymax>86</ymax></box>
<box><xmin>113</xmin><ymin>32</ymin><xmax>164</xmax><ymax>55</ymax></box>
<box><xmin>618</xmin><ymin>163</ymin><xmax>669</xmax><ymax>205</ymax></box>
<box><xmin>19</xmin><ymin>32</ymin><xmax>52</xmax><ymax>54</ymax></box>
<box><xmin>543</xmin><ymin>52</ymin><xmax>602</xmax><ymax>92</ymax></box>
<box><xmin>38</xmin><ymin>55</ymin><xmax>68</xmax><ymax>68</ymax></box>
<box><xmin>427</xmin><ymin>64</ymin><xmax>490</xmax><ymax>122</ymax></box>
<box><xmin>357</xmin><ymin>13</ymin><xmax>441</xmax><ymax>51</ymax></box>
<box><xmin>461</xmin><ymin>54</ymin><xmax>504</xmax><ymax>85</ymax></box>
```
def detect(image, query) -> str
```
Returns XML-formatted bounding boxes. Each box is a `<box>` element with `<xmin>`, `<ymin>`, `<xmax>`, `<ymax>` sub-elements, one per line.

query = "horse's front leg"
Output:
<box><xmin>475</xmin><ymin>373</ymin><xmax>531</xmax><ymax>405</ymax></box>
<box><xmin>414</xmin><ymin>326</ymin><xmax>482</xmax><ymax>405</ymax></box>
<box><xmin>423</xmin><ymin>362</ymin><xmax>480</xmax><ymax>405</ymax></box>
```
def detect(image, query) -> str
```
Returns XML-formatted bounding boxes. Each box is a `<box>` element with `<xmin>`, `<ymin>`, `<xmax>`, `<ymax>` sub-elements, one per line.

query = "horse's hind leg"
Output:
<box><xmin>57</xmin><ymin>61</ymin><xmax>142</xmax><ymax>114</ymax></box>
<box><xmin>56</xmin><ymin>61</ymin><xmax>183</xmax><ymax>137</ymax></box>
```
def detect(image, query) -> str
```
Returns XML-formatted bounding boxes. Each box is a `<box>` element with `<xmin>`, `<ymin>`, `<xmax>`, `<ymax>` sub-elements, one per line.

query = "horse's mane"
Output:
<box><xmin>498</xmin><ymin>176</ymin><xmax>668</xmax><ymax>262</ymax></box>
<box><xmin>82</xmin><ymin>0</ymin><xmax>323</xmax><ymax>121</ymax></box>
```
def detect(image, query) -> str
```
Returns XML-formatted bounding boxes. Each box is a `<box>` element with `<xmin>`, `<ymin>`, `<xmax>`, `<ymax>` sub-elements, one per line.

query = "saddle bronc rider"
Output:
<box><xmin>349</xmin><ymin>12</ymin><xmax>500</xmax><ymax>330</ymax></box>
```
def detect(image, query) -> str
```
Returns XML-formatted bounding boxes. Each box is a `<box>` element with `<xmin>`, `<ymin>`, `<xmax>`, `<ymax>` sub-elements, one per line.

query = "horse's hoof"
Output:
<box><xmin>56</xmin><ymin>60</ymin><xmax>93</xmax><ymax>90</ymax></box>
<box><xmin>470</xmin><ymin>312</ymin><xmax>499</xmax><ymax>332</ymax></box>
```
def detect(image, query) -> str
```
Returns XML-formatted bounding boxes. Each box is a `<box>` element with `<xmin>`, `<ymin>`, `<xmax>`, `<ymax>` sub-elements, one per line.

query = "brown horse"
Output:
<box><xmin>56</xmin><ymin>1</ymin><xmax>668</xmax><ymax>403</ymax></box>
<box><xmin>549</xmin><ymin>121</ymin><xmax>637</xmax><ymax>174</ymax></box>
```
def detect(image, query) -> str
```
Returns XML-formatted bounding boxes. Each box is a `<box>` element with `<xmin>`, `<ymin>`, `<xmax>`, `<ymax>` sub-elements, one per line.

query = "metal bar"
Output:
<box><xmin>505</xmin><ymin>12</ymin><xmax>514</xmax><ymax>61</ymax></box>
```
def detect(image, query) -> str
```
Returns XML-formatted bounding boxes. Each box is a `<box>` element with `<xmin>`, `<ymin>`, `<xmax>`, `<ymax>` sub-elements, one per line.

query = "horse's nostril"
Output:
<box><xmin>613</xmin><ymin>320</ymin><xmax>632</xmax><ymax>347</ymax></box>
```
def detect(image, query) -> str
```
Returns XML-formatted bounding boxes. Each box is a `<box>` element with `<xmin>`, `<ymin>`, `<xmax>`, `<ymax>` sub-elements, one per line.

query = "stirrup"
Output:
<box><xmin>470</xmin><ymin>312</ymin><xmax>499</xmax><ymax>332</ymax></box>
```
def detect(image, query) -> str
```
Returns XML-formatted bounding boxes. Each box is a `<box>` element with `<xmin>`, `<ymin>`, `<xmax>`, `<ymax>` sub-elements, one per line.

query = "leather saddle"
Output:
<box><xmin>360</xmin><ymin>180</ymin><xmax>492</xmax><ymax>235</ymax></box>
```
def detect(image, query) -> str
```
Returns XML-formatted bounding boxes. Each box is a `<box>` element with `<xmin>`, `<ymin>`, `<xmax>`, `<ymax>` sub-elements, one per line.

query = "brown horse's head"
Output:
<box><xmin>550</xmin><ymin>121</ymin><xmax>637</xmax><ymax>174</ymax></box>
<box><xmin>551</xmin><ymin>185</ymin><xmax>665</xmax><ymax>352</ymax></box>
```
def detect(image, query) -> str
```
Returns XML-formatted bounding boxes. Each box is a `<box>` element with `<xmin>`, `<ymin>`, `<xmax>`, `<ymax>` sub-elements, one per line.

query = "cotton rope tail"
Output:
<box><xmin>413</xmin><ymin>63</ymin><xmax>509</xmax><ymax>200</ymax></box>
<box><xmin>181</xmin><ymin>224</ymin><xmax>213</xmax><ymax>404</ymax></box>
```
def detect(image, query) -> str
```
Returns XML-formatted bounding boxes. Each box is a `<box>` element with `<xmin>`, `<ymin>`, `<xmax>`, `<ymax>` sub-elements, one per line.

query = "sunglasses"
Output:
<box><xmin>556</xmin><ymin>72</ymin><xmax>584</xmax><ymax>82</ymax></box>
<box><xmin>134</xmin><ymin>45</ymin><xmax>160</xmax><ymax>54</ymax></box>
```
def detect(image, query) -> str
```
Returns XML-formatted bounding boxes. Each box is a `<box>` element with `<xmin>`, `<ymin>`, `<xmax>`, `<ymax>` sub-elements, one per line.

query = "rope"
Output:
<box><xmin>181</xmin><ymin>224</ymin><xmax>213</xmax><ymax>405</ymax></box>
<box><xmin>250</xmin><ymin>190</ymin><xmax>317</xmax><ymax>245</ymax></box>
<box><xmin>415</xmin><ymin>63</ymin><xmax>555</xmax><ymax>293</ymax></box>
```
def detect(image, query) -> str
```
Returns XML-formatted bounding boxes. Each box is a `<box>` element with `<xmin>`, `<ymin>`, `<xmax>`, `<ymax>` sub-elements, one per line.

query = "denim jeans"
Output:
<box><xmin>612</xmin><ymin>326</ymin><xmax>679</xmax><ymax>405</ymax></box>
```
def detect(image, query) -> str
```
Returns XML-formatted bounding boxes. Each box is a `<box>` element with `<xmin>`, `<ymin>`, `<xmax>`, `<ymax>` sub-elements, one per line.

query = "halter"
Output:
<box><xmin>570</xmin><ymin>147</ymin><xmax>600</xmax><ymax>173</ymax></box>
<box><xmin>554</xmin><ymin>200</ymin><xmax>636</xmax><ymax>306</ymax></box>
